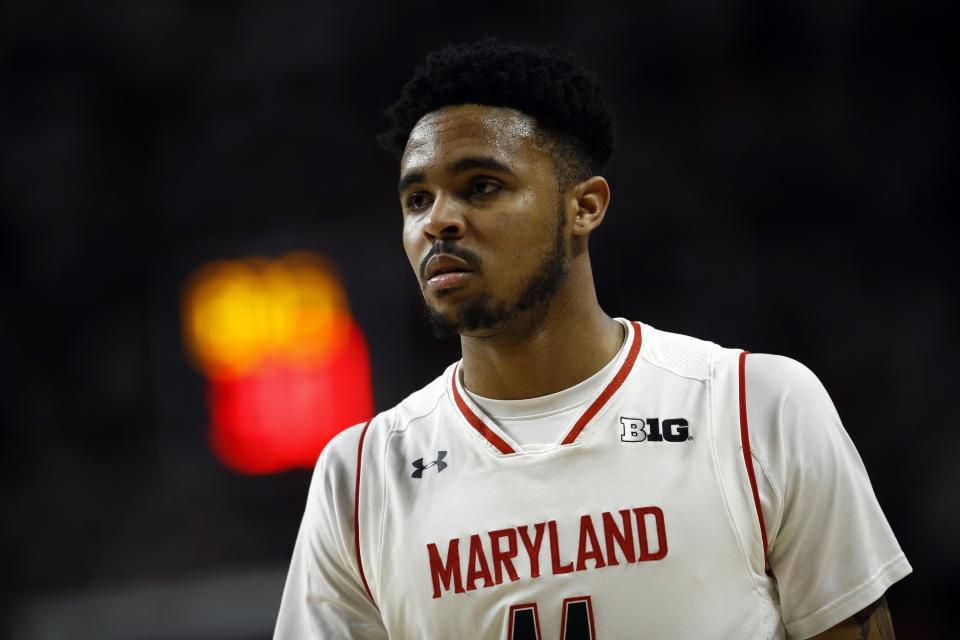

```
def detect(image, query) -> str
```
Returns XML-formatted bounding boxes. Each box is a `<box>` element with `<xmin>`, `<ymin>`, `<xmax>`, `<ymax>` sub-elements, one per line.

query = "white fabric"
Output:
<box><xmin>743</xmin><ymin>353</ymin><xmax>911</xmax><ymax>638</ymax></box>
<box><xmin>274</xmin><ymin>320</ymin><xmax>911</xmax><ymax>639</ymax></box>
<box><xmin>463</xmin><ymin>341</ymin><xmax>620</xmax><ymax>448</ymax></box>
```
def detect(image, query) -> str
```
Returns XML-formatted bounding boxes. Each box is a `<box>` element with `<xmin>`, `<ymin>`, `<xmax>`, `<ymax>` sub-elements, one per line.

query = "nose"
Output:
<box><xmin>423</xmin><ymin>193</ymin><xmax>466</xmax><ymax>241</ymax></box>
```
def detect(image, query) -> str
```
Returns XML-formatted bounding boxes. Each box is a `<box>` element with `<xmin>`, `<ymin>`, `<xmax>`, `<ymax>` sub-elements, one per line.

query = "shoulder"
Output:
<box><xmin>307</xmin><ymin>422</ymin><xmax>367</xmax><ymax>507</ymax></box>
<box><xmin>742</xmin><ymin>352</ymin><xmax>830</xmax><ymax>405</ymax></box>
<box><xmin>637</xmin><ymin>320</ymin><xmax>828</xmax><ymax>400</ymax></box>
<box><xmin>389</xmin><ymin>365</ymin><xmax>452</xmax><ymax>434</ymax></box>
<box><xmin>636</xmin><ymin>321</ymin><xmax>721</xmax><ymax>381</ymax></box>
<box><xmin>306</xmin><ymin>364</ymin><xmax>456</xmax><ymax>510</ymax></box>
<box><xmin>741</xmin><ymin>352</ymin><xmax>842</xmax><ymax>446</ymax></box>
<box><xmin>634</xmin><ymin>322</ymin><xmax>840</xmax><ymax>449</ymax></box>
<box><xmin>738</xmin><ymin>352</ymin><xmax>844</xmax><ymax>469</ymax></box>
<box><xmin>316</xmin><ymin>363</ymin><xmax>454</xmax><ymax>470</ymax></box>
<box><xmin>739</xmin><ymin>352</ymin><xmax>855</xmax><ymax>499</ymax></box>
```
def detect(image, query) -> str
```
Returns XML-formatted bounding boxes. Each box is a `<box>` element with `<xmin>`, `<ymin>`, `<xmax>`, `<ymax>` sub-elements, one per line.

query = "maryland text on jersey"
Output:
<box><xmin>427</xmin><ymin>504</ymin><xmax>668</xmax><ymax>599</ymax></box>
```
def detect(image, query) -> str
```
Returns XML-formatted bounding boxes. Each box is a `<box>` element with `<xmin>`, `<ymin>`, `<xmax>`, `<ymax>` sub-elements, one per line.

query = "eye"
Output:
<box><xmin>470</xmin><ymin>179</ymin><xmax>501</xmax><ymax>196</ymax></box>
<box><xmin>406</xmin><ymin>191</ymin><xmax>432</xmax><ymax>211</ymax></box>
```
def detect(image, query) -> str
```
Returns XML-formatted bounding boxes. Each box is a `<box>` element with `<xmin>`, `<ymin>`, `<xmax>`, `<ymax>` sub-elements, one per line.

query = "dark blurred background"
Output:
<box><xmin>1</xmin><ymin>1</ymin><xmax>953</xmax><ymax>638</ymax></box>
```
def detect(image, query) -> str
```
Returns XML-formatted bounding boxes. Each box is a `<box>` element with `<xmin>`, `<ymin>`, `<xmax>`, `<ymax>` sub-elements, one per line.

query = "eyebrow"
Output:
<box><xmin>397</xmin><ymin>155</ymin><xmax>516</xmax><ymax>194</ymax></box>
<box><xmin>397</xmin><ymin>172</ymin><xmax>425</xmax><ymax>194</ymax></box>
<box><xmin>448</xmin><ymin>155</ymin><xmax>514</xmax><ymax>176</ymax></box>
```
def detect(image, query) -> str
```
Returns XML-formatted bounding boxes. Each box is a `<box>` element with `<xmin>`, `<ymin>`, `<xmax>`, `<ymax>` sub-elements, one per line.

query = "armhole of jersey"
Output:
<box><xmin>738</xmin><ymin>351</ymin><xmax>773</xmax><ymax>576</ymax></box>
<box><xmin>353</xmin><ymin>420</ymin><xmax>378</xmax><ymax>606</ymax></box>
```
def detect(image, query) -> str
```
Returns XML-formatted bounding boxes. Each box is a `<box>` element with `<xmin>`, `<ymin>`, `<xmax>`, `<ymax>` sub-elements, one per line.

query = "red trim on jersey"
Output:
<box><xmin>738</xmin><ymin>351</ymin><xmax>772</xmax><ymax>576</ymax></box>
<box><xmin>451</xmin><ymin>321</ymin><xmax>642</xmax><ymax>453</ymax></box>
<box><xmin>560</xmin><ymin>595</ymin><xmax>596</xmax><ymax>639</ymax></box>
<box><xmin>560</xmin><ymin>321</ymin><xmax>643</xmax><ymax>445</ymax></box>
<box><xmin>507</xmin><ymin>602</ymin><xmax>542</xmax><ymax>639</ymax></box>
<box><xmin>451</xmin><ymin>364</ymin><xmax>517</xmax><ymax>454</ymax></box>
<box><xmin>353</xmin><ymin>420</ymin><xmax>377</xmax><ymax>604</ymax></box>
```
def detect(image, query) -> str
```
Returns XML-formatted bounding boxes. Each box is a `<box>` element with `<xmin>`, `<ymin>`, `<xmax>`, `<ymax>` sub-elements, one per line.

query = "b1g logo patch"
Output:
<box><xmin>619</xmin><ymin>417</ymin><xmax>691</xmax><ymax>443</ymax></box>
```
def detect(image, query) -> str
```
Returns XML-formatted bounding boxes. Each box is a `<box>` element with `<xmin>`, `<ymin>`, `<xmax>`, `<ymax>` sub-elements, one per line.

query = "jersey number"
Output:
<box><xmin>507</xmin><ymin>596</ymin><xmax>596</xmax><ymax>640</ymax></box>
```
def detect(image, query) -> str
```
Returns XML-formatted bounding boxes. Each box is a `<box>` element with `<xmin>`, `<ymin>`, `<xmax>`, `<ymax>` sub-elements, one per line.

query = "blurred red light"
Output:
<box><xmin>208</xmin><ymin>321</ymin><xmax>372</xmax><ymax>474</ymax></box>
<box><xmin>182</xmin><ymin>252</ymin><xmax>374</xmax><ymax>474</ymax></box>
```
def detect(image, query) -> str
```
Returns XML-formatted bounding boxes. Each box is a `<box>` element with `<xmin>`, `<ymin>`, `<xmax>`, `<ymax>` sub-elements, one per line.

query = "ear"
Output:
<box><xmin>568</xmin><ymin>176</ymin><xmax>611</xmax><ymax>237</ymax></box>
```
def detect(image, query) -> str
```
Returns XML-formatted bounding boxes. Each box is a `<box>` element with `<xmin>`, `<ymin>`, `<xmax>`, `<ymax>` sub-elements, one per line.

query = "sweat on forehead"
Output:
<box><xmin>402</xmin><ymin>105</ymin><xmax>542</xmax><ymax>163</ymax></box>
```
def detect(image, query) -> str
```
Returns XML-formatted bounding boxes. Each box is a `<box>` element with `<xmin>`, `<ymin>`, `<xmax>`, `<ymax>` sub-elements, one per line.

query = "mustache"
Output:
<box><xmin>419</xmin><ymin>241</ymin><xmax>482</xmax><ymax>280</ymax></box>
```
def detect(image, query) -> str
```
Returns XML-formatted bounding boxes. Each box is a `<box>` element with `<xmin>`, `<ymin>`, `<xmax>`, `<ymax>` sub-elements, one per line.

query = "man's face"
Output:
<box><xmin>398</xmin><ymin>104</ymin><xmax>570</xmax><ymax>337</ymax></box>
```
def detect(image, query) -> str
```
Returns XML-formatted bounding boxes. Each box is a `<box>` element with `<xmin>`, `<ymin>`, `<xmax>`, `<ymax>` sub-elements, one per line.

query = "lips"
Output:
<box><xmin>424</xmin><ymin>254</ymin><xmax>474</xmax><ymax>291</ymax></box>
<box><xmin>424</xmin><ymin>254</ymin><xmax>474</xmax><ymax>281</ymax></box>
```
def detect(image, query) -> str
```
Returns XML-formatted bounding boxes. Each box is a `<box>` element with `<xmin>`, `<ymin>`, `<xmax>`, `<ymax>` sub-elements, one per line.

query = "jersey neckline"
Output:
<box><xmin>463</xmin><ymin>346</ymin><xmax>620</xmax><ymax>420</ymax></box>
<box><xmin>448</xmin><ymin>319</ymin><xmax>644</xmax><ymax>455</ymax></box>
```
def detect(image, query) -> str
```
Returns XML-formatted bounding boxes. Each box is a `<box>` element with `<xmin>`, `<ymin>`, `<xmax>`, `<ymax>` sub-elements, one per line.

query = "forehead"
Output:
<box><xmin>400</xmin><ymin>104</ymin><xmax>546</xmax><ymax>174</ymax></box>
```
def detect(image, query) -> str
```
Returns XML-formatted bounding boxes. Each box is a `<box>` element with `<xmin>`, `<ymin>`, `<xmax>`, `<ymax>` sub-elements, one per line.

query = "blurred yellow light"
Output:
<box><xmin>182</xmin><ymin>252</ymin><xmax>352</xmax><ymax>378</ymax></box>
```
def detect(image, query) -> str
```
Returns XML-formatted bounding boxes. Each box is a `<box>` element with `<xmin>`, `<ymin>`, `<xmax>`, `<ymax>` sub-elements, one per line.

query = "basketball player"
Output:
<box><xmin>274</xmin><ymin>40</ymin><xmax>911</xmax><ymax>639</ymax></box>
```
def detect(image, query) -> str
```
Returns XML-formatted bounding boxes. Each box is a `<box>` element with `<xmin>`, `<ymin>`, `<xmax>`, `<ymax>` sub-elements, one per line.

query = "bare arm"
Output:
<box><xmin>811</xmin><ymin>596</ymin><xmax>896</xmax><ymax>640</ymax></box>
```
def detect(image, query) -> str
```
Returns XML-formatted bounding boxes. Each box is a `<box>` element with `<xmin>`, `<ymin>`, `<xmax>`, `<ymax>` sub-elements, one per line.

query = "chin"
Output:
<box><xmin>422</xmin><ymin>292</ymin><xmax>504</xmax><ymax>339</ymax></box>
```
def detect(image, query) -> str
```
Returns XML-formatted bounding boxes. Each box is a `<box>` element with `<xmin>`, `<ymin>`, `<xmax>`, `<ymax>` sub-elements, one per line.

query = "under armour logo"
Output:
<box><xmin>412</xmin><ymin>451</ymin><xmax>448</xmax><ymax>478</ymax></box>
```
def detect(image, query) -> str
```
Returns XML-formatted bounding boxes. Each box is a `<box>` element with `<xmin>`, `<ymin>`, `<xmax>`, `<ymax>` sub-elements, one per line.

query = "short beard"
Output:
<box><xmin>423</xmin><ymin>206</ymin><xmax>568</xmax><ymax>339</ymax></box>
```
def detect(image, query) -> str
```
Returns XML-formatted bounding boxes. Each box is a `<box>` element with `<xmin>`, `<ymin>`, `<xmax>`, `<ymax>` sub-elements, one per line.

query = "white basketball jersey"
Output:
<box><xmin>275</xmin><ymin>319</ymin><xmax>911</xmax><ymax>639</ymax></box>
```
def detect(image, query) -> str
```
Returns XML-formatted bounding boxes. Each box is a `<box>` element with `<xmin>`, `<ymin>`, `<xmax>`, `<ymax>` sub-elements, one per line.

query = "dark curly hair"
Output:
<box><xmin>379</xmin><ymin>38</ymin><xmax>616</xmax><ymax>186</ymax></box>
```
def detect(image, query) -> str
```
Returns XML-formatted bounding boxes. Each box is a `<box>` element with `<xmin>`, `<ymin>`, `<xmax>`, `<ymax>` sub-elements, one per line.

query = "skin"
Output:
<box><xmin>399</xmin><ymin>103</ymin><xmax>621</xmax><ymax>399</ymax></box>
<box><xmin>397</xmin><ymin>103</ymin><xmax>897</xmax><ymax>637</ymax></box>
<box><xmin>813</xmin><ymin>596</ymin><xmax>897</xmax><ymax>639</ymax></box>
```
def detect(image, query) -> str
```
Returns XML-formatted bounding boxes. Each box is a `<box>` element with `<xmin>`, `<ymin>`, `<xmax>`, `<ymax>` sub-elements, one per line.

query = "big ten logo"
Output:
<box><xmin>619</xmin><ymin>417</ymin><xmax>691</xmax><ymax>443</ymax></box>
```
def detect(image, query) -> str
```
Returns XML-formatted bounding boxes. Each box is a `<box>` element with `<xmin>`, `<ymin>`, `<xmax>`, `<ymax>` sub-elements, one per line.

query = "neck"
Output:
<box><xmin>458</xmin><ymin>272</ymin><xmax>624</xmax><ymax>400</ymax></box>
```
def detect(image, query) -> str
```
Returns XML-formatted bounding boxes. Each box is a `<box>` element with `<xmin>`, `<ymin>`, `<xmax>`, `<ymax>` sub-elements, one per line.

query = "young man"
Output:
<box><xmin>274</xmin><ymin>40</ymin><xmax>911</xmax><ymax>639</ymax></box>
